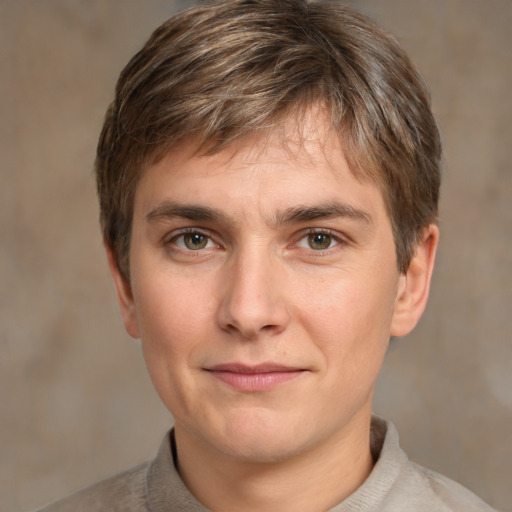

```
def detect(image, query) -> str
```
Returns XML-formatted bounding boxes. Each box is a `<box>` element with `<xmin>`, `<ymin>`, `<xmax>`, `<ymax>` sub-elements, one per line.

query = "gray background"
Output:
<box><xmin>2</xmin><ymin>1</ymin><xmax>510</xmax><ymax>511</ymax></box>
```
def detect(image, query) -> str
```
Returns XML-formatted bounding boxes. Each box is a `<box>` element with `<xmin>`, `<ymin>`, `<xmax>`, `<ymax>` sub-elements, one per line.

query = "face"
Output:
<box><xmin>112</xmin><ymin>115</ymin><xmax>434</xmax><ymax>464</ymax></box>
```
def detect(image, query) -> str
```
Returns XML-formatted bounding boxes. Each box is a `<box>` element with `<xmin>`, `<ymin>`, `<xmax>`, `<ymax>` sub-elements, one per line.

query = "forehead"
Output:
<box><xmin>133</xmin><ymin>113</ymin><xmax>391</xmax><ymax>235</ymax></box>
<box><xmin>140</xmin><ymin>107</ymin><xmax>377</xmax><ymax>195</ymax></box>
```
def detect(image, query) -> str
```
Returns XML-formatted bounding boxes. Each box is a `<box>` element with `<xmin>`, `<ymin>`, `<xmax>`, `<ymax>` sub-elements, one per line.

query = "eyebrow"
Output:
<box><xmin>274</xmin><ymin>201</ymin><xmax>373</xmax><ymax>226</ymax></box>
<box><xmin>147</xmin><ymin>201</ymin><xmax>230</xmax><ymax>223</ymax></box>
<box><xmin>146</xmin><ymin>200</ymin><xmax>373</xmax><ymax>227</ymax></box>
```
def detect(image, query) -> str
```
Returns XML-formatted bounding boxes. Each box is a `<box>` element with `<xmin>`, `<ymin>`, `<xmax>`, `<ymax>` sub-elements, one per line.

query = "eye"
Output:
<box><xmin>174</xmin><ymin>231</ymin><xmax>215</xmax><ymax>251</ymax></box>
<box><xmin>296</xmin><ymin>231</ymin><xmax>340</xmax><ymax>251</ymax></box>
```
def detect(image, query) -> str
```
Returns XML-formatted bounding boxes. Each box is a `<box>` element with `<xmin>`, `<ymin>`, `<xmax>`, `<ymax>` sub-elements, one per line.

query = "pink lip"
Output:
<box><xmin>205</xmin><ymin>363</ymin><xmax>306</xmax><ymax>392</ymax></box>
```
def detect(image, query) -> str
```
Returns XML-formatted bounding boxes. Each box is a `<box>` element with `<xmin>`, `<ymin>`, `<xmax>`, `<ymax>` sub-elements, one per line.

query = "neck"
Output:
<box><xmin>174</xmin><ymin>412</ymin><xmax>374</xmax><ymax>512</ymax></box>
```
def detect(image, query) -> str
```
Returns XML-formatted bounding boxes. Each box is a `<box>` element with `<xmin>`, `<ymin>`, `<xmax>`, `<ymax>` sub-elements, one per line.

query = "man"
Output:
<box><xmin>35</xmin><ymin>0</ymin><xmax>496</xmax><ymax>510</ymax></box>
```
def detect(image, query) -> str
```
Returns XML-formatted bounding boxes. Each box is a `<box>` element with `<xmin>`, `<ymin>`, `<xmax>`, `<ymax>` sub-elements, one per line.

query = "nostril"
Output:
<box><xmin>224</xmin><ymin>323</ymin><xmax>239</xmax><ymax>334</ymax></box>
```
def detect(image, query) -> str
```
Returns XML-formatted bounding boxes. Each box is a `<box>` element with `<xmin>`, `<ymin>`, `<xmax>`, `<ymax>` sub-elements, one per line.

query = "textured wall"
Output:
<box><xmin>2</xmin><ymin>1</ymin><xmax>510</xmax><ymax>511</ymax></box>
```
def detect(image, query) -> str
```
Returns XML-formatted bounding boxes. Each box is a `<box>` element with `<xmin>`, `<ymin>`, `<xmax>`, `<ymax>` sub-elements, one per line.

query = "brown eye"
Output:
<box><xmin>181</xmin><ymin>232</ymin><xmax>210</xmax><ymax>250</ymax></box>
<box><xmin>307</xmin><ymin>233</ymin><xmax>333</xmax><ymax>250</ymax></box>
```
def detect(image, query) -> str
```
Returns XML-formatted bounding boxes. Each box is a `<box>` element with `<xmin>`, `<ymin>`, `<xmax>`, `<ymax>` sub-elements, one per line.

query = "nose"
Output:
<box><xmin>216</xmin><ymin>247</ymin><xmax>291</xmax><ymax>340</ymax></box>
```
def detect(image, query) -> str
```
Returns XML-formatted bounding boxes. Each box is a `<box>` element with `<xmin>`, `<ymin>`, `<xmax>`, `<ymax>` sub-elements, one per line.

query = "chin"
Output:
<box><xmin>207</xmin><ymin>410</ymin><xmax>316</xmax><ymax>464</ymax></box>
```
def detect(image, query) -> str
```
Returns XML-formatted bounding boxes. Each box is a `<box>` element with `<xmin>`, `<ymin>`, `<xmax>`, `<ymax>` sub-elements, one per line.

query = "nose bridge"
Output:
<box><xmin>217</xmin><ymin>241</ymin><xmax>290</xmax><ymax>338</ymax></box>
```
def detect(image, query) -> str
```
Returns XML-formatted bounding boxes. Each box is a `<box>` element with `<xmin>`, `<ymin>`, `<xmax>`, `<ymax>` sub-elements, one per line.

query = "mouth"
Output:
<box><xmin>204</xmin><ymin>363</ymin><xmax>307</xmax><ymax>392</ymax></box>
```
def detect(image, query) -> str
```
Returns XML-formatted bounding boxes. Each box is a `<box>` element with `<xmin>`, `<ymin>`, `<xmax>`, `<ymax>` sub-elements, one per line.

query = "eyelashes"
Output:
<box><xmin>295</xmin><ymin>229</ymin><xmax>344</xmax><ymax>251</ymax></box>
<box><xmin>172</xmin><ymin>230</ymin><xmax>218</xmax><ymax>251</ymax></box>
<box><xmin>164</xmin><ymin>227</ymin><xmax>347</xmax><ymax>258</ymax></box>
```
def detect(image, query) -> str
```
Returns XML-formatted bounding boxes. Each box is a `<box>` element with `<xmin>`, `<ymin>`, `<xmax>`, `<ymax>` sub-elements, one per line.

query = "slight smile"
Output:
<box><xmin>205</xmin><ymin>364</ymin><xmax>308</xmax><ymax>392</ymax></box>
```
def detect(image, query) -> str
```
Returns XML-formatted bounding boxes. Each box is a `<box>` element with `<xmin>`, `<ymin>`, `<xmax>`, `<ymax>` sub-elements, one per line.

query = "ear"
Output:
<box><xmin>390</xmin><ymin>224</ymin><xmax>439</xmax><ymax>337</ymax></box>
<box><xmin>105</xmin><ymin>242</ymin><xmax>140</xmax><ymax>339</ymax></box>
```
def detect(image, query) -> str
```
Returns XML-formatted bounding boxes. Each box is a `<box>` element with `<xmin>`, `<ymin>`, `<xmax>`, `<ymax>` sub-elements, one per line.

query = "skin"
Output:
<box><xmin>108</xmin><ymin>113</ymin><xmax>438</xmax><ymax>511</ymax></box>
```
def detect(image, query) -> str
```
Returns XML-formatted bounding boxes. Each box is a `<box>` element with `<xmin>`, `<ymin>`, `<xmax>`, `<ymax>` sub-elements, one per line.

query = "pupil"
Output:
<box><xmin>309</xmin><ymin>233</ymin><xmax>331</xmax><ymax>250</ymax></box>
<box><xmin>185</xmin><ymin>233</ymin><xmax>207</xmax><ymax>250</ymax></box>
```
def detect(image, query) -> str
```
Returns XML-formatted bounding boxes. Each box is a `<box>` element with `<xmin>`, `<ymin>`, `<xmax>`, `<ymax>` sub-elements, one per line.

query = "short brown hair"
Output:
<box><xmin>96</xmin><ymin>0</ymin><xmax>441</xmax><ymax>281</ymax></box>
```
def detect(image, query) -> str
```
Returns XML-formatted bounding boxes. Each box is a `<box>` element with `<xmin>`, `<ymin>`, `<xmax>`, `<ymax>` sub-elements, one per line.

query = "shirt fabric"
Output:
<box><xmin>34</xmin><ymin>417</ymin><xmax>497</xmax><ymax>511</ymax></box>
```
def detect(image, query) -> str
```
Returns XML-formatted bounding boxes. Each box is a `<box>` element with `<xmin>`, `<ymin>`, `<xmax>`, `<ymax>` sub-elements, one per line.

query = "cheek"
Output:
<box><xmin>295</xmin><ymin>271</ymin><xmax>397</xmax><ymax>368</ymax></box>
<box><xmin>134</xmin><ymin>264</ymin><xmax>214</xmax><ymax>342</ymax></box>
<box><xmin>132</xmin><ymin>274</ymin><xmax>213</xmax><ymax>387</ymax></box>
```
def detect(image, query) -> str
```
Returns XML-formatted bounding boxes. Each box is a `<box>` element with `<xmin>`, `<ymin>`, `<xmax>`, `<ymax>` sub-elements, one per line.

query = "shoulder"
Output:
<box><xmin>403</xmin><ymin>462</ymin><xmax>498</xmax><ymax>512</ymax></box>
<box><xmin>345</xmin><ymin>417</ymin><xmax>498</xmax><ymax>512</ymax></box>
<box><xmin>32</xmin><ymin>462</ymin><xmax>150</xmax><ymax>512</ymax></box>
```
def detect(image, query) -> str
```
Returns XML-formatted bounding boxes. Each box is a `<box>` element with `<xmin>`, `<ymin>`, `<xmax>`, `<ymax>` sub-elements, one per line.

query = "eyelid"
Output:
<box><xmin>293</xmin><ymin>228</ymin><xmax>348</xmax><ymax>251</ymax></box>
<box><xmin>165</xmin><ymin>227</ymin><xmax>221</xmax><ymax>249</ymax></box>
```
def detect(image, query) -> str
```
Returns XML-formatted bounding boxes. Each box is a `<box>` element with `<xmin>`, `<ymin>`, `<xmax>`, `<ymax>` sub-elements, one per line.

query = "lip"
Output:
<box><xmin>205</xmin><ymin>363</ymin><xmax>307</xmax><ymax>392</ymax></box>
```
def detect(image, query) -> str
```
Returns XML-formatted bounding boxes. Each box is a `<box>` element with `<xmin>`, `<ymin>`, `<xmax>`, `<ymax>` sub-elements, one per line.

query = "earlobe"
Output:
<box><xmin>390</xmin><ymin>224</ymin><xmax>439</xmax><ymax>338</ymax></box>
<box><xmin>105</xmin><ymin>242</ymin><xmax>140</xmax><ymax>339</ymax></box>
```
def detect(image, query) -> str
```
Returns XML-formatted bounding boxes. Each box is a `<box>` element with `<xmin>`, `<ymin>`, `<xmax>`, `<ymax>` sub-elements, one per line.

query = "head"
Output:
<box><xmin>97</xmin><ymin>0</ymin><xmax>441</xmax><ymax>473</ymax></box>
<box><xmin>96</xmin><ymin>0</ymin><xmax>441</xmax><ymax>283</ymax></box>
